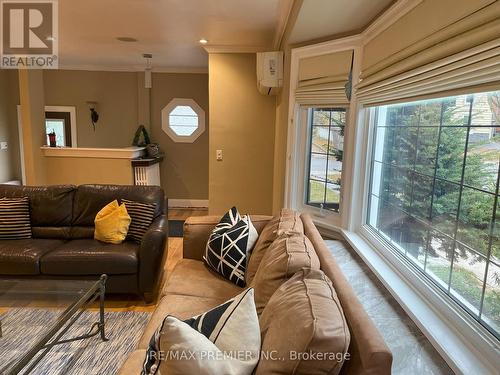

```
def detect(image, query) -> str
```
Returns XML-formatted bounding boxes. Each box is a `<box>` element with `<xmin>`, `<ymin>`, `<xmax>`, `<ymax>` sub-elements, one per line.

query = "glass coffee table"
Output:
<box><xmin>0</xmin><ymin>275</ymin><xmax>108</xmax><ymax>375</ymax></box>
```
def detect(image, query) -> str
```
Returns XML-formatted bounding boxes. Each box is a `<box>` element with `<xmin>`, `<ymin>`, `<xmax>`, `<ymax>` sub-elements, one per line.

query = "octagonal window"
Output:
<box><xmin>161</xmin><ymin>98</ymin><xmax>205</xmax><ymax>143</ymax></box>
<box><xmin>169</xmin><ymin>105</ymin><xmax>198</xmax><ymax>136</ymax></box>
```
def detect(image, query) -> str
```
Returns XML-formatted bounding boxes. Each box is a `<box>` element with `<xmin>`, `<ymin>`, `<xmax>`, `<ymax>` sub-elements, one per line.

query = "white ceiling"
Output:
<box><xmin>58</xmin><ymin>0</ymin><xmax>290</xmax><ymax>71</ymax></box>
<box><xmin>289</xmin><ymin>0</ymin><xmax>394</xmax><ymax>44</ymax></box>
<box><xmin>57</xmin><ymin>0</ymin><xmax>394</xmax><ymax>71</ymax></box>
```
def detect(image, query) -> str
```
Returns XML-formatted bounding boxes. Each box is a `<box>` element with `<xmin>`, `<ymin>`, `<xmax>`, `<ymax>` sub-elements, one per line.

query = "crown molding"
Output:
<box><xmin>57</xmin><ymin>64</ymin><xmax>208</xmax><ymax>74</ymax></box>
<box><xmin>291</xmin><ymin>34</ymin><xmax>362</xmax><ymax>59</ymax></box>
<box><xmin>273</xmin><ymin>0</ymin><xmax>302</xmax><ymax>50</ymax></box>
<box><xmin>202</xmin><ymin>45</ymin><xmax>271</xmax><ymax>54</ymax></box>
<box><xmin>361</xmin><ymin>0</ymin><xmax>423</xmax><ymax>45</ymax></box>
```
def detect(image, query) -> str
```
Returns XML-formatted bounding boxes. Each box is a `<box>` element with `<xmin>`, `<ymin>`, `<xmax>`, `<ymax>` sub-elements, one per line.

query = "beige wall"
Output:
<box><xmin>151</xmin><ymin>73</ymin><xmax>209</xmax><ymax>200</ymax></box>
<box><xmin>0</xmin><ymin>70</ymin><xmax>21</xmax><ymax>183</ymax></box>
<box><xmin>209</xmin><ymin>53</ymin><xmax>276</xmax><ymax>215</ymax></box>
<box><xmin>43</xmin><ymin>70</ymin><xmax>139</xmax><ymax>148</ymax></box>
<box><xmin>44</xmin><ymin>157</ymin><xmax>134</xmax><ymax>185</ymax></box>
<box><xmin>40</xmin><ymin>69</ymin><xmax>209</xmax><ymax>199</ymax></box>
<box><xmin>19</xmin><ymin>70</ymin><xmax>47</xmax><ymax>185</ymax></box>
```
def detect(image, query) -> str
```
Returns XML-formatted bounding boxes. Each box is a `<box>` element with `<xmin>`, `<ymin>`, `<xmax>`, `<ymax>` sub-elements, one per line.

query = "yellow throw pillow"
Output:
<box><xmin>94</xmin><ymin>200</ymin><xmax>131</xmax><ymax>244</ymax></box>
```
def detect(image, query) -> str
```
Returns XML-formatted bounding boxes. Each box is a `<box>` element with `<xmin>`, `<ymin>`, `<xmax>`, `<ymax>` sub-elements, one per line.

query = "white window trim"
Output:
<box><xmin>44</xmin><ymin>105</ymin><xmax>78</xmax><ymax>148</ymax></box>
<box><xmin>285</xmin><ymin>34</ymin><xmax>500</xmax><ymax>375</ymax></box>
<box><xmin>346</xmin><ymin>106</ymin><xmax>499</xmax><ymax>375</ymax></box>
<box><xmin>292</xmin><ymin>107</ymin><xmax>349</xmax><ymax>228</ymax></box>
<box><xmin>285</xmin><ymin>34</ymin><xmax>363</xmax><ymax>229</ymax></box>
<box><xmin>161</xmin><ymin>98</ymin><xmax>205</xmax><ymax>143</ymax></box>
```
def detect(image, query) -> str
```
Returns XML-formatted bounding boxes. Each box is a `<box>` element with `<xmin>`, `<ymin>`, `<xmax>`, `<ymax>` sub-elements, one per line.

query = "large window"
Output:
<box><xmin>306</xmin><ymin>108</ymin><xmax>346</xmax><ymax>212</ymax></box>
<box><xmin>367</xmin><ymin>91</ymin><xmax>500</xmax><ymax>339</ymax></box>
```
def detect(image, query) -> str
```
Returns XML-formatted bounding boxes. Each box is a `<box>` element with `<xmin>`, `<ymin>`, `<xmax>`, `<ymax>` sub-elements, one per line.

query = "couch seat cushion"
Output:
<box><xmin>137</xmin><ymin>293</ymin><xmax>229</xmax><ymax>349</ymax></box>
<box><xmin>117</xmin><ymin>349</ymin><xmax>147</xmax><ymax>375</ymax></box>
<box><xmin>163</xmin><ymin>259</ymin><xmax>243</xmax><ymax>300</ymax></box>
<box><xmin>40</xmin><ymin>239</ymin><xmax>138</xmax><ymax>275</ymax></box>
<box><xmin>0</xmin><ymin>239</ymin><xmax>65</xmax><ymax>275</ymax></box>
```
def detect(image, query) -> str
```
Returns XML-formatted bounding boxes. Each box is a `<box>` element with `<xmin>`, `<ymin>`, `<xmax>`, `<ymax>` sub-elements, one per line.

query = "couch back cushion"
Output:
<box><xmin>0</xmin><ymin>184</ymin><xmax>75</xmax><ymax>239</ymax></box>
<box><xmin>251</xmin><ymin>232</ymin><xmax>320</xmax><ymax>315</ymax></box>
<box><xmin>71</xmin><ymin>185</ymin><xmax>165</xmax><ymax>237</ymax></box>
<box><xmin>256</xmin><ymin>268</ymin><xmax>350</xmax><ymax>375</ymax></box>
<box><xmin>246</xmin><ymin>208</ymin><xmax>303</xmax><ymax>284</ymax></box>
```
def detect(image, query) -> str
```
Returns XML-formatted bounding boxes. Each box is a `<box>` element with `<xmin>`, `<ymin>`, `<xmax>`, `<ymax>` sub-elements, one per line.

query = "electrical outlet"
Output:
<box><xmin>0</xmin><ymin>141</ymin><xmax>7</xmax><ymax>150</ymax></box>
<box><xmin>216</xmin><ymin>149</ymin><xmax>223</xmax><ymax>161</ymax></box>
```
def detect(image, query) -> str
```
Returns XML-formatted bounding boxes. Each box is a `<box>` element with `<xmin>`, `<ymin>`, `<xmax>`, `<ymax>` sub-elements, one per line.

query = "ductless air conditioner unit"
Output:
<box><xmin>256</xmin><ymin>51</ymin><xmax>283</xmax><ymax>95</ymax></box>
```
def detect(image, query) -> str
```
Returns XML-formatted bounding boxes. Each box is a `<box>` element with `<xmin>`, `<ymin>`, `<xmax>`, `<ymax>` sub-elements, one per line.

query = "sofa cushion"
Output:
<box><xmin>204</xmin><ymin>207</ymin><xmax>258</xmax><ymax>287</ymax></box>
<box><xmin>246</xmin><ymin>208</ymin><xmax>303</xmax><ymax>284</ymax></box>
<box><xmin>138</xmin><ymin>294</ymin><xmax>229</xmax><ymax>349</ymax></box>
<box><xmin>183</xmin><ymin>215</ymin><xmax>271</xmax><ymax>261</ymax></box>
<box><xmin>0</xmin><ymin>239</ymin><xmax>65</xmax><ymax>275</ymax></box>
<box><xmin>251</xmin><ymin>232</ymin><xmax>320</xmax><ymax>315</ymax></box>
<box><xmin>94</xmin><ymin>200</ymin><xmax>131</xmax><ymax>244</ymax></box>
<box><xmin>122</xmin><ymin>199</ymin><xmax>156</xmax><ymax>243</ymax></box>
<box><xmin>40</xmin><ymin>239</ymin><xmax>139</xmax><ymax>275</ymax></box>
<box><xmin>256</xmin><ymin>268</ymin><xmax>350</xmax><ymax>375</ymax></box>
<box><xmin>0</xmin><ymin>185</ymin><xmax>75</xmax><ymax>239</ymax></box>
<box><xmin>72</xmin><ymin>184</ymin><xmax>164</xmax><ymax>227</ymax></box>
<box><xmin>144</xmin><ymin>289</ymin><xmax>260</xmax><ymax>375</ymax></box>
<box><xmin>163</xmin><ymin>259</ymin><xmax>243</xmax><ymax>301</ymax></box>
<box><xmin>151</xmin><ymin>289</ymin><xmax>261</xmax><ymax>375</ymax></box>
<box><xmin>0</xmin><ymin>197</ymin><xmax>32</xmax><ymax>240</ymax></box>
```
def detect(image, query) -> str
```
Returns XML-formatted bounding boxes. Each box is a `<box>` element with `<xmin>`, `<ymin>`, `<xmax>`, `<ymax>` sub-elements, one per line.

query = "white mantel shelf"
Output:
<box><xmin>41</xmin><ymin>146</ymin><xmax>146</xmax><ymax>159</ymax></box>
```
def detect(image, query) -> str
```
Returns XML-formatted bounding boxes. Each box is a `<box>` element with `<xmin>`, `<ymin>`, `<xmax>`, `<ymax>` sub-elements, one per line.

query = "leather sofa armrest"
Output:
<box><xmin>183</xmin><ymin>215</ymin><xmax>221</xmax><ymax>260</ymax></box>
<box><xmin>138</xmin><ymin>215</ymin><xmax>168</xmax><ymax>297</ymax></box>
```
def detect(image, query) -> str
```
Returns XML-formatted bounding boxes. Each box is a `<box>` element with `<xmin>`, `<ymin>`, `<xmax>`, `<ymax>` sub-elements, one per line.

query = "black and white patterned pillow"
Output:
<box><xmin>204</xmin><ymin>207</ymin><xmax>258</xmax><ymax>287</ymax></box>
<box><xmin>0</xmin><ymin>197</ymin><xmax>32</xmax><ymax>240</ymax></box>
<box><xmin>142</xmin><ymin>289</ymin><xmax>259</xmax><ymax>375</ymax></box>
<box><xmin>121</xmin><ymin>199</ymin><xmax>156</xmax><ymax>242</ymax></box>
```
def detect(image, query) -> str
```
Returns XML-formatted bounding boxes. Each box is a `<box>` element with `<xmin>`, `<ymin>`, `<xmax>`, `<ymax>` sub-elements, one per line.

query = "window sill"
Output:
<box><xmin>329</xmin><ymin>225</ymin><xmax>499</xmax><ymax>375</ymax></box>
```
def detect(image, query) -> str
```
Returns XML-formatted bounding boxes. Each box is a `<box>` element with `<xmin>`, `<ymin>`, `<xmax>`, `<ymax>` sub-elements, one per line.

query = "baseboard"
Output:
<box><xmin>168</xmin><ymin>199</ymin><xmax>209</xmax><ymax>208</ymax></box>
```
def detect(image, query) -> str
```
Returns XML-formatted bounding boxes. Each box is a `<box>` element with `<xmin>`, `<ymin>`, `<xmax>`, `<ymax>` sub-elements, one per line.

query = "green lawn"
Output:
<box><xmin>427</xmin><ymin>263</ymin><xmax>499</xmax><ymax>327</ymax></box>
<box><xmin>309</xmin><ymin>180</ymin><xmax>340</xmax><ymax>203</ymax></box>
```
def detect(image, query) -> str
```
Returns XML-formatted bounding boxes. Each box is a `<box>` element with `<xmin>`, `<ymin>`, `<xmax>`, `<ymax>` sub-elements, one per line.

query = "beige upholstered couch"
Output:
<box><xmin>118</xmin><ymin>212</ymin><xmax>393</xmax><ymax>374</ymax></box>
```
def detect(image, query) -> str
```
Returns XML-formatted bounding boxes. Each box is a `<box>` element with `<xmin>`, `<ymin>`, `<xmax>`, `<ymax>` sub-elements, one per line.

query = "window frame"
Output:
<box><xmin>364</xmin><ymin>94</ymin><xmax>500</xmax><ymax>340</ymax></box>
<box><xmin>305</xmin><ymin>107</ymin><xmax>346</xmax><ymax>213</ymax></box>
<box><xmin>285</xmin><ymin>29</ymin><xmax>500</xmax><ymax>375</ymax></box>
<box><xmin>353</xmin><ymin>104</ymin><xmax>500</xmax><ymax>371</ymax></box>
<box><xmin>287</xmin><ymin>106</ymin><xmax>343</xmax><ymax>228</ymax></box>
<box><xmin>161</xmin><ymin>98</ymin><xmax>205</xmax><ymax>143</ymax></box>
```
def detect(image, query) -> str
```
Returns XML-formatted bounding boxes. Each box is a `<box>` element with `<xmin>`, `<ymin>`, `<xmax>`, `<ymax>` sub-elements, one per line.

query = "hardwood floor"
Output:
<box><xmin>95</xmin><ymin>208</ymin><xmax>208</xmax><ymax>313</ymax></box>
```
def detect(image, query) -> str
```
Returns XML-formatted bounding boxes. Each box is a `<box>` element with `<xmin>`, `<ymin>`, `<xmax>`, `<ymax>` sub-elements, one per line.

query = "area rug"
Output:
<box><xmin>168</xmin><ymin>220</ymin><xmax>184</xmax><ymax>237</ymax></box>
<box><xmin>0</xmin><ymin>308</ymin><xmax>150</xmax><ymax>375</ymax></box>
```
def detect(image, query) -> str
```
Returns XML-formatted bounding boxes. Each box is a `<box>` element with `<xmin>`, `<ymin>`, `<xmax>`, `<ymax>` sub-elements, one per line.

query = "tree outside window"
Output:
<box><xmin>368</xmin><ymin>91</ymin><xmax>500</xmax><ymax>339</ymax></box>
<box><xmin>306</xmin><ymin>108</ymin><xmax>346</xmax><ymax>212</ymax></box>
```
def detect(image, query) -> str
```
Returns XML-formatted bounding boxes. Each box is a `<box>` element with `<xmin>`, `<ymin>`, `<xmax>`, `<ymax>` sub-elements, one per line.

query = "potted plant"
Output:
<box><xmin>47</xmin><ymin>130</ymin><xmax>57</xmax><ymax>147</ymax></box>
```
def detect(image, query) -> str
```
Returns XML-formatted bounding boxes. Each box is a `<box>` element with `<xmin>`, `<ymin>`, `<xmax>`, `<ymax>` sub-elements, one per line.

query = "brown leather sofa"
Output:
<box><xmin>0</xmin><ymin>184</ymin><xmax>168</xmax><ymax>302</ymax></box>
<box><xmin>118</xmin><ymin>212</ymin><xmax>392</xmax><ymax>374</ymax></box>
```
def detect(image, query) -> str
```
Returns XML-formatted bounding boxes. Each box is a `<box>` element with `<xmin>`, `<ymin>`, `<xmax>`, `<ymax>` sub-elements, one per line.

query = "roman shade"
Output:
<box><xmin>296</xmin><ymin>50</ymin><xmax>353</xmax><ymax>106</ymax></box>
<box><xmin>357</xmin><ymin>1</ymin><xmax>500</xmax><ymax>105</ymax></box>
